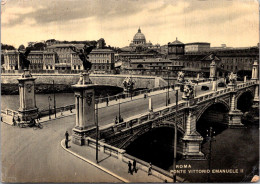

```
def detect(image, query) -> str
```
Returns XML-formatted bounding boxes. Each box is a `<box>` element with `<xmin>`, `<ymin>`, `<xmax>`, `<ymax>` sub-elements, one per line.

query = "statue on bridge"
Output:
<box><xmin>177</xmin><ymin>71</ymin><xmax>185</xmax><ymax>83</ymax></box>
<box><xmin>18</xmin><ymin>47</ymin><xmax>31</xmax><ymax>70</ymax></box>
<box><xmin>69</xmin><ymin>44</ymin><xmax>95</xmax><ymax>72</ymax></box>
<box><xmin>123</xmin><ymin>76</ymin><xmax>135</xmax><ymax>92</ymax></box>
<box><xmin>183</xmin><ymin>84</ymin><xmax>194</xmax><ymax>100</ymax></box>
<box><xmin>228</xmin><ymin>72</ymin><xmax>237</xmax><ymax>85</ymax></box>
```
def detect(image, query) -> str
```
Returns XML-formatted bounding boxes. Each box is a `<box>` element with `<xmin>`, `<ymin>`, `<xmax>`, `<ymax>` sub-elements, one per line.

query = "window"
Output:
<box><xmin>78</xmin><ymin>65</ymin><xmax>80</xmax><ymax>70</ymax></box>
<box><xmin>74</xmin><ymin>65</ymin><xmax>76</xmax><ymax>70</ymax></box>
<box><xmin>50</xmin><ymin>66</ymin><xmax>53</xmax><ymax>69</ymax></box>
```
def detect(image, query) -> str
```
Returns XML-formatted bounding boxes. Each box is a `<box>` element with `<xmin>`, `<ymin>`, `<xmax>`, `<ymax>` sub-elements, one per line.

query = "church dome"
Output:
<box><xmin>133</xmin><ymin>28</ymin><xmax>146</xmax><ymax>42</ymax></box>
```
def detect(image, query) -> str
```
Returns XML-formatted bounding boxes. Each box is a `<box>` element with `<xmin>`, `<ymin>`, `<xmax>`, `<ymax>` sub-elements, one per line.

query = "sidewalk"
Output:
<box><xmin>61</xmin><ymin>139</ymin><xmax>173</xmax><ymax>183</ymax></box>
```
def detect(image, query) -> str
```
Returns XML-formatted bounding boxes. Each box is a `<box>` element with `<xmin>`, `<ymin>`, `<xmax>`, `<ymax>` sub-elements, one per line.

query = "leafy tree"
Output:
<box><xmin>1</xmin><ymin>43</ymin><xmax>15</xmax><ymax>50</ymax></box>
<box><xmin>18</xmin><ymin>44</ymin><xmax>25</xmax><ymax>50</ymax></box>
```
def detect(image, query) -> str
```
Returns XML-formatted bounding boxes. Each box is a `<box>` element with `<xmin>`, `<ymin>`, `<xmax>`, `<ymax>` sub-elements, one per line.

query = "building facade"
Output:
<box><xmin>2</xmin><ymin>44</ymin><xmax>115</xmax><ymax>73</ymax></box>
<box><xmin>168</xmin><ymin>38</ymin><xmax>185</xmax><ymax>55</ymax></box>
<box><xmin>185</xmin><ymin>42</ymin><xmax>210</xmax><ymax>53</ymax></box>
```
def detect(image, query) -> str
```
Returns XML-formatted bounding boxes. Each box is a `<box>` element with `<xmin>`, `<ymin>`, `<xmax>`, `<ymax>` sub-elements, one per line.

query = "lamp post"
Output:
<box><xmin>53</xmin><ymin>80</ymin><xmax>56</xmax><ymax>118</ymax></box>
<box><xmin>48</xmin><ymin>96</ymin><xmax>52</xmax><ymax>120</ymax></box>
<box><xmin>206</xmin><ymin>127</ymin><xmax>216</xmax><ymax>182</ymax></box>
<box><xmin>95</xmin><ymin>101</ymin><xmax>99</xmax><ymax>163</ymax></box>
<box><xmin>118</xmin><ymin>95</ymin><xmax>121</xmax><ymax>121</ymax></box>
<box><xmin>173</xmin><ymin>89</ymin><xmax>178</xmax><ymax>183</ymax></box>
<box><xmin>166</xmin><ymin>71</ymin><xmax>170</xmax><ymax>106</ymax></box>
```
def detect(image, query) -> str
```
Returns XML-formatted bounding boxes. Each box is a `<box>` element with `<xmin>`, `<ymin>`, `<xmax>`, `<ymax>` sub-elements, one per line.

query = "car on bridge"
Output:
<box><xmin>201</xmin><ymin>85</ymin><xmax>209</xmax><ymax>91</ymax></box>
<box><xmin>218</xmin><ymin>82</ymin><xmax>225</xmax><ymax>87</ymax></box>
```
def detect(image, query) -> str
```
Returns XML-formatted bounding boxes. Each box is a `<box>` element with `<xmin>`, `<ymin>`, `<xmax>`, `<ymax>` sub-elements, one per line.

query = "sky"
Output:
<box><xmin>1</xmin><ymin>0</ymin><xmax>259</xmax><ymax>48</ymax></box>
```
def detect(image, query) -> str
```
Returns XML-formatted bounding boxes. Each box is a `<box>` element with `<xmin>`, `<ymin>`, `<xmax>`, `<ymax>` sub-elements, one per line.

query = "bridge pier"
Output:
<box><xmin>72</xmin><ymin>73</ymin><xmax>96</xmax><ymax>146</ymax></box>
<box><xmin>17</xmin><ymin>70</ymin><xmax>38</xmax><ymax>122</ymax></box>
<box><xmin>182</xmin><ymin>110</ymin><xmax>204</xmax><ymax>159</ymax></box>
<box><xmin>228</xmin><ymin>91</ymin><xmax>244</xmax><ymax>128</ymax></box>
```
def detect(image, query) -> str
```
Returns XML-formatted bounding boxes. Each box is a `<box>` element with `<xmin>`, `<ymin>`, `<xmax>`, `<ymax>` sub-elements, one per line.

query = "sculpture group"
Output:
<box><xmin>69</xmin><ymin>44</ymin><xmax>94</xmax><ymax>71</ymax></box>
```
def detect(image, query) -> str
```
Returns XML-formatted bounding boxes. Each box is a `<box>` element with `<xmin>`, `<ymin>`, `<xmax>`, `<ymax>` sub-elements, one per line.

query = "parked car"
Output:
<box><xmin>218</xmin><ymin>82</ymin><xmax>225</xmax><ymax>87</ymax></box>
<box><xmin>201</xmin><ymin>86</ymin><xmax>209</xmax><ymax>91</ymax></box>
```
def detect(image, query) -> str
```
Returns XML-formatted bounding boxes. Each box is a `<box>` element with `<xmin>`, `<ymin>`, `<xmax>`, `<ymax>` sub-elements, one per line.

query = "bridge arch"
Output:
<box><xmin>121</xmin><ymin>124</ymin><xmax>184</xmax><ymax>150</ymax></box>
<box><xmin>124</xmin><ymin>126</ymin><xmax>184</xmax><ymax>170</ymax></box>
<box><xmin>196</xmin><ymin>101</ymin><xmax>230</xmax><ymax>138</ymax></box>
<box><xmin>236</xmin><ymin>90</ymin><xmax>254</xmax><ymax>112</ymax></box>
<box><xmin>196</xmin><ymin>100</ymin><xmax>230</xmax><ymax>122</ymax></box>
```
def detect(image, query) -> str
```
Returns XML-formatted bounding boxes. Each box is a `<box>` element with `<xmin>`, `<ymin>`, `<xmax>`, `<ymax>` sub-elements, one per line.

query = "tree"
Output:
<box><xmin>31</xmin><ymin>42</ymin><xmax>46</xmax><ymax>50</ymax></box>
<box><xmin>18</xmin><ymin>44</ymin><xmax>25</xmax><ymax>50</ymax></box>
<box><xmin>1</xmin><ymin>43</ymin><xmax>15</xmax><ymax>50</ymax></box>
<box><xmin>97</xmin><ymin>38</ymin><xmax>106</xmax><ymax>49</ymax></box>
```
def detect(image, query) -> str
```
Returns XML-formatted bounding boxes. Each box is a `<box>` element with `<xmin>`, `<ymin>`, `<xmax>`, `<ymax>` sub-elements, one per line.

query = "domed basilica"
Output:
<box><xmin>129</xmin><ymin>27</ymin><xmax>160</xmax><ymax>52</ymax></box>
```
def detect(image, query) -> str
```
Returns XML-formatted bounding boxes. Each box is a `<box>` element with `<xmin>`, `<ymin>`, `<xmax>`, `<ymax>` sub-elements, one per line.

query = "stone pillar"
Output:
<box><xmin>182</xmin><ymin>109</ymin><xmax>204</xmax><ymax>159</ymax></box>
<box><xmin>209</xmin><ymin>60</ymin><xmax>217</xmax><ymax>81</ymax></box>
<box><xmin>149</xmin><ymin>97</ymin><xmax>153</xmax><ymax>112</ymax></box>
<box><xmin>253</xmin><ymin>85</ymin><xmax>259</xmax><ymax>107</ymax></box>
<box><xmin>212</xmin><ymin>80</ymin><xmax>217</xmax><ymax>91</ymax></box>
<box><xmin>148</xmin><ymin>97</ymin><xmax>155</xmax><ymax>119</ymax></box>
<box><xmin>251</xmin><ymin>60</ymin><xmax>258</xmax><ymax>80</ymax></box>
<box><xmin>228</xmin><ymin>92</ymin><xmax>244</xmax><ymax>128</ymax></box>
<box><xmin>72</xmin><ymin>72</ymin><xmax>96</xmax><ymax>146</ymax></box>
<box><xmin>244</xmin><ymin>76</ymin><xmax>247</xmax><ymax>83</ymax></box>
<box><xmin>17</xmin><ymin>70</ymin><xmax>38</xmax><ymax>122</ymax></box>
<box><xmin>251</xmin><ymin>60</ymin><xmax>259</xmax><ymax>107</ymax></box>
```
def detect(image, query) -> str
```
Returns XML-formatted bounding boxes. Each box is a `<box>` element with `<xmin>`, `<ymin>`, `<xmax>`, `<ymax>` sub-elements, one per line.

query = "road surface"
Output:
<box><xmin>1</xmin><ymin>118</ymin><xmax>121</xmax><ymax>182</ymax></box>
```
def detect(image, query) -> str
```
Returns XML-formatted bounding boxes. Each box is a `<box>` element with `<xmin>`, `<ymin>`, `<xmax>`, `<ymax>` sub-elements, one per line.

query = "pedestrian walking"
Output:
<box><xmin>65</xmin><ymin>139</ymin><xmax>69</xmax><ymax>148</ymax></box>
<box><xmin>12</xmin><ymin>117</ymin><xmax>16</xmax><ymax>126</ymax></box>
<box><xmin>37</xmin><ymin>112</ymin><xmax>41</xmax><ymax>121</ymax></box>
<box><xmin>128</xmin><ymin>161</ymin><xmax>132</xmax><ymax>175</ymax></box>
<box><xmin>17</xmin><ymin>116</ymin><xmax>21</xmax><ymax>125</ymax></box>
<box><xmin>115</xmin><ymin>116</ymin><xmax>118</xmax><ymax>124</ymax></box>
<box><xmin>106</xmin><ymin>97</ymin><xmax>109</xmax><ymax>106</ymax></box>
<box><xmin>133</xmin><ymin>159</ymin><xmax>137</xmax><ymax>173</ymax></box>
<box><xmin>119</xmin><ymin>115</ymin><xmax>124</xmax><ymax>123</ymax></box>
<box><xmin>148</xmin><ymin>162</ymin><xmax>152</xmax><ymax>176</ymax></box>
<box><xmin>65</xmin><ymin>131</ymin><xmax>69</xmax><ymax>141</ymax></box>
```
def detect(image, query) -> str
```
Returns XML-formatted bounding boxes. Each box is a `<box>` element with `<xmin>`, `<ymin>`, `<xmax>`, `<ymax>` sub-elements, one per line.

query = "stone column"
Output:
<box><xmin>212</xmin><ymin>80</ymin><xmax>217</xmax><ymax>91</ymax></box>
<box><xmin>228</xmin><ymin>92</ymin><xmax>244</xmax><ymax>128</ymax></box>
<box><xmin>251</xmin><ymin>60</ymin><xmax>259</xmax><ymax>107</ymax></box>
<box><xmin>244</xmin><ymin>76</ymin><xmax>247</xmax><ymax>83</ymax></box>
<box><xmin>209</xmin><ymin>60</ymin><xmax>217</xmax><ymax>81</ymax></box>
<box><xmin>72</xmin><ymin>72</ymin><xmax>96</xmax><ymax>146</ymax></box>
<box><xmin>182</xmin><ymin>109</ymin><xmax>204</xmax><ymax>159</ymax></box>
<box><xmin>252</xmin><ymin>85</ymin><xmax>259</xmax><ymax>107</ymax></box>
<box><xmin>251</xmin><ymin>60</ymin><xmax>258</xmax><ymax>80</ymax></box>
<box><xmin>17</xmin><ymin>70</ymin><xmax>38</xmax><ymax>122</ymax></box>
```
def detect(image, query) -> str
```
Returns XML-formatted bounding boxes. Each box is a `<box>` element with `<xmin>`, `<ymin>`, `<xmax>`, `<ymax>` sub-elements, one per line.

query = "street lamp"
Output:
<box><xmin>53</xmin><ymin>80</ymin><xmax>56</xmax><ymax>118</ymax></box>
<box><xmin>48</xmin><ymin>96</ymin><xmax>52</xmax><ymax>120</ymax></box>
<box><xmin>206</xmin><ymin>127</ymin><xmax>216</xmax><ymax>182</ymax></box>
<box><xmin>166</xmin><ymin>71</ymin><xmax>170</xmax><ymax>106</ymax></box>
<box><xmin>95</xmin><ymin>101</ymin><xmax>99</xmax><ymax>163</ymax></box>
<box><xmin>118</xmin><ymin>95</ymin><xmax>121</xmax><ymax>122</ymax></box>
<box><xmin>173</xmin><ymin>89</ymin><xmax>178</xmax><ymax>183</ymax></box>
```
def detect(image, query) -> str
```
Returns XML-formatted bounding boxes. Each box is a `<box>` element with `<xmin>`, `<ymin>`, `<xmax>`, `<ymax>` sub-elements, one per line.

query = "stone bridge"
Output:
<box><xmin>84</xmin><ymin>80</ymin><xmax>259</xmax><ymax>159</ymax></box>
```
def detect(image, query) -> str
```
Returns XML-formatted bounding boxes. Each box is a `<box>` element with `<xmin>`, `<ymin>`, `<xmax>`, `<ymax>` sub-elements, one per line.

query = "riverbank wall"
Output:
<box><xmin>1</xmin><ymin>73</ymin><xmax>167</xmax><ymax>95</ymax></box>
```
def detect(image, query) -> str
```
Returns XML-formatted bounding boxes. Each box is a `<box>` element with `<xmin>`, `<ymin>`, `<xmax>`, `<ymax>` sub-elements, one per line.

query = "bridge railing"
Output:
<box><xmin>38</xmin><ymin>104</ymin><xmax>75</xmax><ymax>118</ymax></box>
<box><xmin>85</xmin><ymin>137</ymin><xmax>125</xmax><ymax>159</ymax></box>
<box><xmin>195</xmin><ymin>80</ymin><xmax>256</xmax><ymax>104</ymax></box>
<box><xmin>85</xmin><ymin>136</ymin><xmax>184</xmax><ymax>182</ymax></box>
<box><xmin>102</xmin><ymin>100</ymin><xmax>188</xmax><ymax>139</ymax></box>
<box><xmin>96</xmin><ymin>86</ymin><xmax>169</xmax><ymax>104</ymax></box>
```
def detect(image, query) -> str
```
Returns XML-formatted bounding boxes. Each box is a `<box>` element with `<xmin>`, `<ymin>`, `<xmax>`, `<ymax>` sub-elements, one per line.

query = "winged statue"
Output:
<box><xmin>69</xmin><ymin>44</ymin><xmax>94</xmax><ymax>71</ymax></box>
<box><xmin>18</xmin><ymin>47</ymin><xmax>31</xmax><ymax>70</ymax></box>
